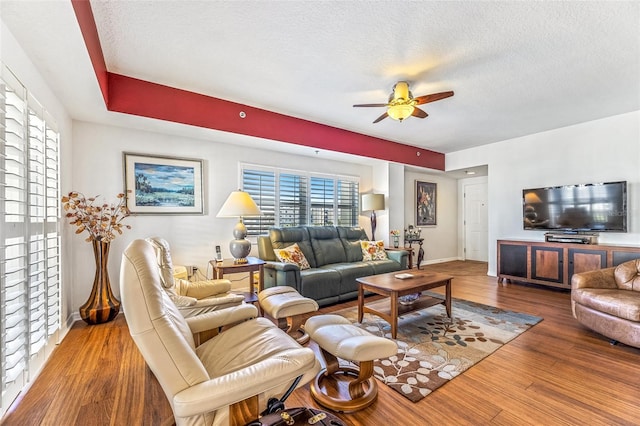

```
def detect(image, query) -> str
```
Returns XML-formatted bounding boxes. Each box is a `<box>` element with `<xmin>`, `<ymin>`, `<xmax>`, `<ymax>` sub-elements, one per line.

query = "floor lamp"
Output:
<box><xmin>362</xmin><ymin>193</ymin><xmax>385</xmax><ymax>241</ymax></box>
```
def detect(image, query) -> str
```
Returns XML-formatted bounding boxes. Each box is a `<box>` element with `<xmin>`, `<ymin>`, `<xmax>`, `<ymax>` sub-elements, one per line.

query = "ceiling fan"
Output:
<box><xmin>353</xmin><ymin>81</ymin><xmax>454</xmax><ymax>123</ymax></box>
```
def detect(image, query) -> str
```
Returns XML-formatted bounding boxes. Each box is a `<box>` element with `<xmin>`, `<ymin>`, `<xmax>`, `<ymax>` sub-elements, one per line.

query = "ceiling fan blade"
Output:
<box><xmin>353</xmin><ymin>103</ymin><xmax>389</xmax><ymax>107</ymax></box>
<box><xmin>414</xmin><ymin>91</ymin><xmax>454</xmax><ymax>105</ymax></box>
<box><xmin>373</xmin><ymin>112</ymin><xmax>389</xmax><ymax>123</ymax></box>
<box><xmin>412</xmin><ymin>107</ymin><xmax>428</xmax><ymax>119</ymax></box>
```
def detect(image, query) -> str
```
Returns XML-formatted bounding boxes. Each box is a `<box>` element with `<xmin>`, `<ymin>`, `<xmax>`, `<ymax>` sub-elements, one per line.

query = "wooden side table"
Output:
<box><xmin>385</xmin><ymin>247</ymin><xmax>414</xmax><ymax>269</ymax></box>
<box><xmin>209</xmin><ymin>257</ymin><xmax>265</xmax><ymax>309</ymax></box>
<box><xmin>404</xmin><ymin>238</ymin><xmax>424</xmax><ymax>269</ymax></box>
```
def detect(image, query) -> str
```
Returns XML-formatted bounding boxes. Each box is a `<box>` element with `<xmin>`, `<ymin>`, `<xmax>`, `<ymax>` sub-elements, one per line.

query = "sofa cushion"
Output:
<box><xmin>573</xmin><ymin>288</ymin><xmax>640</xmax><ymax>322</ymax></box>
<box><xmin>299</xmin><ymin>268</ymin><xmax>341</xmax><ymax>303</ymax></box>
<box><xmin>269</xmin><ymin>226</ymin><xmax>316</xmax><ymax>268</ymax></box>
<box><xmin>322</xmin><ymin>262</ymin><xmax>376</xmax><ymax>296</ymax></box>
<box><xmin>614</xmin><ymin>259</ymin><xmax>640</xmax><ymax>291</ymax></box>
<box><xmin>308</xmin><ymin>226</ymin><xmax>347</xmax><ymax>266</ymax></box>
<box><xmin>337</xmin><ymin>227</ymin><xmax>368</xmax><ymax>262</ymax></box>
<box><xmin>274</xmin><ymin>243</ymin><xmax>311</xmax><ymax>270</ymax></box>
<box><xmin>361</xmin><ymin>240</ymin><xmax>388</xmax><ymax>261</ymax></box>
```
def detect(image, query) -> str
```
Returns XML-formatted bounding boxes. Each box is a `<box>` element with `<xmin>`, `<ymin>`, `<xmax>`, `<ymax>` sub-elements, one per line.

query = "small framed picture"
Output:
<box><xmin>416</xmin><ymin>181</ymin><xmax>437</xmax><ymax>226</ymax></box>
<box><xmin>123</xmin><ymin>152</ymin><xmax>204</xmax><ymax>215</ymax></box>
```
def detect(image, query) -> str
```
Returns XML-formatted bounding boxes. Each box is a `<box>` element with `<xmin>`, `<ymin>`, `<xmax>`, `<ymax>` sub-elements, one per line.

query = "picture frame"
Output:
<box><xmin>123</xmin><ymin>152</ymin><xmax>204</xmax><ymax>215</ymax></box>
<box><xmin>416</xmin><ymin>181</ymin><xmax>437</xmax><ymax>226</ymax></box>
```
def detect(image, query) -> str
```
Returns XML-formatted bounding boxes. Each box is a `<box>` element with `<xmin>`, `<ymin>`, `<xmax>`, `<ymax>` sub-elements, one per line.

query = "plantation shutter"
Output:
<box><xmin>309</xmin><ymin>176</ymin><xmax>334</xmax><ymax>226</ymax></box>
<box><xmin>1</xmin><ymin>65</ymin><xmax>61</xmax><ymax>413</ymax></box>
<box><xmin>278</xmin><ymin>173</ymin><xmax>307</xmax><ymax>227</ymax></box>
<box><xmin>337</xmin><ymin>179</ymin><xmax>359</xmax><ymax>225</ymax></box>
<box><xmin>242</xmin><ymin>169</ymin><xmax>275</xmax><ymax>236</ymax></box>
<box><xmin>241</xmin><ymin>164</ymin><xmax>359</xmax><ymax>234</ymax></box>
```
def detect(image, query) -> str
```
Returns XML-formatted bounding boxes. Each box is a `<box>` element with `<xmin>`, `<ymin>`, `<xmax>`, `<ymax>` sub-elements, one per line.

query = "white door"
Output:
<box><xmin>464</xmin><ymin>182</ymin><xmax>488</xmax><ymax>261</ymax></box>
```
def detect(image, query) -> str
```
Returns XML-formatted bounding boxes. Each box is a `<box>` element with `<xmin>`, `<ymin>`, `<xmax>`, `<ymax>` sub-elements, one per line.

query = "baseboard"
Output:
<box><xmin>66</xmin><ymin>312</ymin><xmax>80</xmax><ymax>329</ymax></box>
<box><xmin>421</xmin><ymin>256</ymin><xmax>462</xmax><ymax>266</ymax></box>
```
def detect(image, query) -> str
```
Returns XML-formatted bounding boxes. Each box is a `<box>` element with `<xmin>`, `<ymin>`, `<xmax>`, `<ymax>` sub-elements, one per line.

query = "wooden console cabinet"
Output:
<box><xmin>497</xmin><ymin>240</ymin><xmax>640</xmax><ymax>289</ymax></box>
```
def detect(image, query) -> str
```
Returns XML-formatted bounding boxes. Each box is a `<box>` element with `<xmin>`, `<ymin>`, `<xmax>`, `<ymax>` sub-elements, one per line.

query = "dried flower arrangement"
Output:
<box><xmin>61</xmin><ymin>191</ymin><xmax>131</xmax><ymax>242</ymax></box>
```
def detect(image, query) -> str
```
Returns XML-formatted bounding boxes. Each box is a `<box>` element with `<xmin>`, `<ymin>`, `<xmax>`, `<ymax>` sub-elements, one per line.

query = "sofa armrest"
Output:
<box><xmin>263</xmin><ymin>261</ymin><xmax>302</xmax><ymax>291</ymax></box>
<box><xmin>571</xmin><ymin>267</ymin><xmax>617</xmax><ymax>290</ymax></box>
<box><xmin>264</xmin><ymin>261</ymin><xmax>299</xmax><ymax>272</ymax></box>
<box><xmin>386</xmin><ymin>250</ymin><xmax>409</xmax><ymax>269</ymax></box>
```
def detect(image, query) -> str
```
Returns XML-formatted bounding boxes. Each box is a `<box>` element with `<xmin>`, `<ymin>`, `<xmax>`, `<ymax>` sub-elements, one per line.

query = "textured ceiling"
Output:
<box><xmin>2</xmin><ymin>1</ymin><xmax>639</xmax><ymax>169</ymax></box>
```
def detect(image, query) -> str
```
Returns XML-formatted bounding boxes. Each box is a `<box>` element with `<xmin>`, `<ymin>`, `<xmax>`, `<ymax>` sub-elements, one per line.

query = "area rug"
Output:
<box><xmin>333</xmin><ymin>295</ymin><xmax>542</xmax><ymax>402</ymax></box>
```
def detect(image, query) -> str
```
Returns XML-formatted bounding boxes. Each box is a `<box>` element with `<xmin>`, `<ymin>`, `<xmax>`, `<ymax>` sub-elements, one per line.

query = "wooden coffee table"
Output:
<box><xmin>356</xmin><ymin>270</ymin><xmax>453</xmax><ymax>339</ymax></box>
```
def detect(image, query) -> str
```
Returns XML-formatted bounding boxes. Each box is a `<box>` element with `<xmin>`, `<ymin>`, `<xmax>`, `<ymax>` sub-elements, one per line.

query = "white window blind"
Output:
<box><xmin>241</xmin><ymin>165</ymin><xmax>359</xmax><ymax>235</ymax></box>
<box><xmin>1</xmin><ymin>64</ymin><xmax>61</xmax><ymax>414</ymax></box>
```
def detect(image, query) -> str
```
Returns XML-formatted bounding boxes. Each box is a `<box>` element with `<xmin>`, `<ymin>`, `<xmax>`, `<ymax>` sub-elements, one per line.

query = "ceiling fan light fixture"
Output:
<box><xmin>353</xmin><ymin>81</ymin><xmax>453</xmax><ymax>123</ymax></box>
<box><xmin>393</xmin><ymin>81</ymin><xmax>411</xmax><ymax>101</ymax></box>
<box><xmin>387</xmin><ymin>104</ymin><xmax>414</xmax><ymax>121</ymax></box>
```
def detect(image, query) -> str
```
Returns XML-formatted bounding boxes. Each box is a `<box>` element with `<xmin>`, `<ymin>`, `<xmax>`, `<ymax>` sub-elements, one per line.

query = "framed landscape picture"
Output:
<box><xmin>416</xmin><ymin>181</ymin><xmax>437</xmax><ymax>226</ymax></box>
<box><xmin>123</xmin><ymin>153</ymin><xmax>204</xmax><ymax>214</ymax></box>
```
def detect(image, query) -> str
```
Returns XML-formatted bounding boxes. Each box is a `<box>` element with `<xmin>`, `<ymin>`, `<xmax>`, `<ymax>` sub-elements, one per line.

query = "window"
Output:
<box><xmin>1</xmin><ymin>65</ymin><xmax>61</xmax><ymax>414</ymax></box>
<box><xmin>241</xmin><ymin>165</ymin><xmax>359</xmax><ymax>235</ymax></box>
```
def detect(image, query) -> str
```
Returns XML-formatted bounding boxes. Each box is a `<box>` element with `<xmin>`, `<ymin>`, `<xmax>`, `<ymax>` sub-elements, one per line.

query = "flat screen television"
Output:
<box><xmin>523</xmin><ymin>181</ymin><xmax>627</xmax><ymax>233</ymax></box>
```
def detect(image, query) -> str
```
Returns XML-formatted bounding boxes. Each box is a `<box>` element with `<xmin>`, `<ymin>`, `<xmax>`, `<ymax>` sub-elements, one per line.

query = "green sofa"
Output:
<box><xmin>257</xmin><ymin>226</ymin><xmax>408</xmax><ymax>307</ymax></box>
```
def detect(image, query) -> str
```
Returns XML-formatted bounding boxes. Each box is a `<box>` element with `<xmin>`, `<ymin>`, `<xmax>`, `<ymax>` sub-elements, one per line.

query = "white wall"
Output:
<box><xmin>388</xmin><ymin>162</ymin><xmax>405</xmax><ymax>240</ymax></box>
<box><xmin>70</xmin><ymin>121</ymin><xmax>376</xmax><ymax>315</ymax></box>
<box><xmin>447</xmin><ymin>111</ymin><xmax>640</xmax><ymax>276</ymax></box>
<box><xmin>404</xmin><ymin>170</ymin><xmax>459</xmax><ymax>265</ymax></box>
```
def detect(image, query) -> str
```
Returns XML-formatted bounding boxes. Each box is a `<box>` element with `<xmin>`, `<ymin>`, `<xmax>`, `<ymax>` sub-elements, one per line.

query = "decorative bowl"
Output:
<box><xmin>399</xmin><ymin>293</ymin><xmax>421</xmax><ymax>305</ymax></box>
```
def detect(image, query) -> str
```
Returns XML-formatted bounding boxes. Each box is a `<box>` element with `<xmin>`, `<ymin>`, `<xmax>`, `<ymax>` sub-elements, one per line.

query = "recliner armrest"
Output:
<box><xmin>176</xmin><ymin>278</ymin><xmax>233</xmax><ymax>299</ymax></box>
<box><xmin>571</xmin><ymin>267</ymin><xmax>617</xmax><ymax>290</ymax></box>
<box><xmin>186</xmin><ymin>304</ymin><xmax>258</xmax><ymax>334</ymax></box>
<box><xmin>172</xmin><ymin>347</ymin><xmax>319</xmax><ymax>418</ymax></box>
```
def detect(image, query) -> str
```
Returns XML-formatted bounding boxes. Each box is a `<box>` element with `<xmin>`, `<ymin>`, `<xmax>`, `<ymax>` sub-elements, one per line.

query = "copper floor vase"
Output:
<box><xmin>79</xmin><ymin>240</ymin><xmax>121</xmax><ymax>325</ymax></box>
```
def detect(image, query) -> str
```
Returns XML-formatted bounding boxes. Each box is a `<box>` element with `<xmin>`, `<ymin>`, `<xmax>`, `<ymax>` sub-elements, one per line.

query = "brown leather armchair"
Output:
<box><xmin>571</xmin><ymin>259</ymin><xmax>640</xmax><ymax>348</ymax></box>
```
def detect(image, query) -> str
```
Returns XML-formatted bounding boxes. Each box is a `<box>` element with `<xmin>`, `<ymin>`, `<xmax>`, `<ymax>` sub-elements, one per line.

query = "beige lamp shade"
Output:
<box><xmin>217</xmin><ymin>190</ymin><xmax>261</xmax><ymax>263</ymax></box>
<box><xmin>362</xmin><ymin>193</ymin><xmax>385</xmax><ymax>211</ymax></box>
<box><xmin>217</xmin><ymin>190</ymin><xmax>261</xmax><ymax>218</ymax></box>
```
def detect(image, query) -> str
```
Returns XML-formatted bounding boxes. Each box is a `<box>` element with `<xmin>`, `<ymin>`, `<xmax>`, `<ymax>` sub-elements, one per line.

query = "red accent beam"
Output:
<box><xmin>71</xmin><ymin>0</ymin><xmax>109</xmax><ymax>106</ymax></box>
<box><xmin>108</xmin><ymin>73</ymin><xmax>444</xmax><ymax>169</ymax></box>
<box><xmin>71</xmin><ymin>0</ymin><xmax>445</xmax><ymax>170</ymax></box>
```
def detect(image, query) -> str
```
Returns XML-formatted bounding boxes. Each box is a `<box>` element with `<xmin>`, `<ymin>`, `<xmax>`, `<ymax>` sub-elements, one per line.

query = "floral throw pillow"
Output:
<box><xmin>360</xmin><ymin>240</ymin><xmax>388</xmax><ymax>261</ymax></box>
<box><xmin>274</xmin><ymin>243</ymin><xmax>311</xmax><ymax>270</ymax></box>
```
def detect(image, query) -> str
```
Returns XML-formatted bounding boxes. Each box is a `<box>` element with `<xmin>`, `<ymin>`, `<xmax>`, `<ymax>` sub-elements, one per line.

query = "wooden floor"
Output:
<box><xmin>3</xmin><ymin>261</ymin><xmax>639</xmax><ymax>426</ymax></box>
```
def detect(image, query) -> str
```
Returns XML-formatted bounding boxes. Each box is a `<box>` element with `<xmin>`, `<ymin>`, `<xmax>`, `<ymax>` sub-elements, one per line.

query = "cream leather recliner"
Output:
<box><xmin>146</xmin><ymin>237</ymin><xmax>245</xmax><ymax>317</ymax></box>
<box><xmin>120</xmin><ymin>239</ymin><xmax>321</xmax><ymax>426</ymax></box>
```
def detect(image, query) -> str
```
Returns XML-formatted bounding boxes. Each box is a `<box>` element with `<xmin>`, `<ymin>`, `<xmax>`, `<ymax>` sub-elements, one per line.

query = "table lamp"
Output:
<box><xmin>362</xmin><ymin>193</ymin><xmax>385</xmax><ymax>240</ymax></box>
<box><xmin>216</xmin><ymin>190</ymin><xmax>262</xmax><ymax>263</ymax></box>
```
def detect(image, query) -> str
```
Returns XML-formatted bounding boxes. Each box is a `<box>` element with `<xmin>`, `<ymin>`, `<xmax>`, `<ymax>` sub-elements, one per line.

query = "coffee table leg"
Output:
<box><xmin>358</xmin><ymin>284</ymin><xmax>364</xmax><ymax>323</ymax></box>
<box><xmin>390</xmin><ymin>292</ymin><xmax>398</xmax><ymax>339</ymax></box>
<box><xmin>445</xmin><ymin>279</ymin><xmax>452</xmax><ymax>318</ymax></box>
